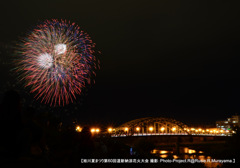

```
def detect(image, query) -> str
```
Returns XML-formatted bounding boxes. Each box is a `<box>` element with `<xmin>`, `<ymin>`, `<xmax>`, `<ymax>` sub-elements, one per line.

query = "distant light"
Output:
<box><xmin>151</xmin><ymin>149</ymin><xmax>158</xmax><ymax>154</ymax></box>
<box><xmin>108</xmin><ymin>128</ymin><xmax>113</xmax><ymax>133</ymax></box>
<box><xmin>189</xmin><ymin>149</ymin><xmax>196</xmax><ymax>154</ymax></box>
<box><xmin>75</xmin><ymin>126</ymin><xmax>82</xmax><ymax>132</ymax></box>
<box><xmin>96</xmin><ymin>128</ymin><xmax>100</xmax><ymax>133</ymax></box>
<box><xmin>160</xmin><ymin>150</ymin><xmax>168</xmax><ymax>154</ymax></box>
<box><xmin>161</xmin><ymin>127</ymin><xmax>165</xmax><ymax>132</ymax></box>
<box><xmin>91</xmin><ymin>128</ymin><xmax>96</xmax><ymax>133</ymax></box>
<box><xmin>124</xmin><ymin>127</ymin><xmax>128</xmax><ymax>132</ymax></box>
<box><xmin>136</xmin><ymin>127</ymin><xmax>140</xmax><ymax>131</ymax></box>
<box><xmin>172</xmin><ymin>127</ymin><xmax>176</xmax><ymax>132</ymax></box>
<box><xmin>198</xmin><ymin>128</ymin><xmax>202</xmax><ymax>131</ymax></box>
<box><xmin>206</xmin><ymin>129</ymin><xmax>209</xmax><ymax>132</ymax></box>
<box><xmin>220</xmin><ymin>130</ymin><xmax>223</xmax><ymax>133</ymax></box>
<box><xmin>191</xmin><ymin>128</ymin><xmax>195</xmax><ymax>131</ymax></box>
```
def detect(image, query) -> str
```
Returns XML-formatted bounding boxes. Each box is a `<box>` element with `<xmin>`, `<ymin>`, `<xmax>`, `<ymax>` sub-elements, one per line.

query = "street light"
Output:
<box><xmin>161</xmin><ymin>127</ymin><xmax>165</xmax><ymax>132</ymax></box>
<box><xmin>149</xmin><ymin>126</ymin><xmax>154</xmax><ymax>132</ymax></box>
<box><xmin>96</xmin><ymin>128</ymin><xmax>100</xmax><ymax>133</ymax></box>
<box><xmin>108</xmin><ymin>128</ymin><xmax>113</xmax><ymax>133</ymax></box>
<box><xmin>91</xmin><ymin>128</ymin><xmax>96</xmax><ymax>133</ymax></box>
<box><xmin>136</xmin><ymin>127</ymin><xmax>140</xmax><ymax>132</ymax></box>
<box><xmin>172</xmin><ymin>127</ymin><xmax>176</xmax><ymax>132</ymax></box>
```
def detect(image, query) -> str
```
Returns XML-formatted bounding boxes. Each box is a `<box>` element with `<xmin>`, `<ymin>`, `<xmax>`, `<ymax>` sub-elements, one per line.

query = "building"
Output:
<box><xmin>216</xmin><ymin>115</ymin><xmax>240</xmax><ymax>130</ymax></box>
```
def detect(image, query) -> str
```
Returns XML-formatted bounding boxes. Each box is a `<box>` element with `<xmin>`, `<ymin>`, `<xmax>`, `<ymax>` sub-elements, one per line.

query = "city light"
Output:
<box><xmin>75</xmin><ymin>126</ymin><xmax>82</xmax><ymax>132</ymax></box>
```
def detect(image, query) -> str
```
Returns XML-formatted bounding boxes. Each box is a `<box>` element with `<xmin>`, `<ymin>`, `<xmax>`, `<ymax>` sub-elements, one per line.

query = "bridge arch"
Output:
<box><xmin>115</xmin><ymin>117</ymin><xmax>189</xmax><ymax>135</ymax></box>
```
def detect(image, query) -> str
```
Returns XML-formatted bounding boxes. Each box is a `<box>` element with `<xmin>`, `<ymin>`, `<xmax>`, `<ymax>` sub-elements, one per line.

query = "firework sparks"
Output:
<box><xmin>16</xmin><ymin>19</ymin><xmax>98</xmax><ymax>106</ymax></box>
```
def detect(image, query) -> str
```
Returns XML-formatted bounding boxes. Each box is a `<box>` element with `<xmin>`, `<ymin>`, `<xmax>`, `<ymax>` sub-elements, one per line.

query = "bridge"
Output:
<box><xmin>109</xmin><ymin>117</ymin><xmax>231</xmax><ymax>137</ymax></box>
<box><xmin>104</xmin><ymin>117</ymin><xmax>232</xmax><ymax>149</ymax></box>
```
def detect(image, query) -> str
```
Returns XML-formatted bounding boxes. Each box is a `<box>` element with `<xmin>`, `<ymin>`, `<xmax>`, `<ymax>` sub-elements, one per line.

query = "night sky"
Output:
<box><xmin>0</xmin><ymin>0</ymin><xmax>240</xmax><ymax>126</ymax></box>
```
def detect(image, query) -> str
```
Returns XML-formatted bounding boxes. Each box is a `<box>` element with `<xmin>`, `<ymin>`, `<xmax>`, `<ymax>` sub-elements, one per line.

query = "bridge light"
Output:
<box><xmin>149</xmin><ymin>127</ymin><xmax>153</xmax><ymax>132</ymax></box>
<box><xmin>124</xmin><ymin>127</ymin><xmax>128</xmax><ymax>132</ymax></box>
<box><xmin>108</xmin><ymin>128</ymin><xmax>113</xmax><ymax>133</ymax></box>
<box><xmin>202</xmin><ymin>130</ymin><xmax>205</xmax><ymax>133</ymax></box>
<box><xmin>216</xmin><ymin>131</ymin><xmax>219</xmax><ymax>133</ymax></box>
<box><xmin>187</xmin><ymin>129</ymin><xmax>190</xmax><ymax>132</ymax></box>
<box><xmin>210</xmin><ymin>130</ymin><xmax>213</xmax><ymax>133</ymax></box>
<box><xmin>191</xmin><ymin>128</ymin><xmax>195</xmax><ymax>131</ymax></box>
<box><xmin>161</xmin><ymin>127</ymin><xmax>165</xmax><ymax>132</ymax></box>
<box><xmin>195</xmin><ymin>130</ymin><xmax>198</xmax><ymax>132</ymax></box>
<box><xmin>220</xmin><ymin>130</ymin><xmax>223</xmax><ymax>133</ymax></box>
<box><xmin>206</xmin><ymin>129</ymin><xmax>209</xmax><ymax>132</ymax></box>
<box><xmin>198</xmin><ymin>128</ymin><xmax>202</xmax><ymax>131</ymax></box>
<box><xmin>96</xmin><ymin>128</ymin><xmax>100</xmax><ymax>133</ymax></box>
<box><xmin>136</xmin><ymin>127</ymin><xmax>140</xmax><ymax>131</ymax></box>
<box><xmin>172</xmin><ymin>127</ymin><xmax>176</xmax><ymax>132</ymax></box>
<box><xmin>91</xmin><ymin>128</ymin><xmax>96</xmax><ymax>133</ymax></box>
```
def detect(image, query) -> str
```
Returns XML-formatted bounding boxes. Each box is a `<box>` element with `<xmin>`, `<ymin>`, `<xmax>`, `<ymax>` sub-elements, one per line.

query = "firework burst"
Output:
<box><xmin>16</xmin><ymin>19</ymin><xmax>98</xmax><ymax>106</ymax></box>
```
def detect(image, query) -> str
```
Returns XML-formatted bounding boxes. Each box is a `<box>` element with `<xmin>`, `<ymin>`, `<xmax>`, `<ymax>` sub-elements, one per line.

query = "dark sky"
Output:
<box><xmin>0</xmin><ymin>0</ymin><xmax>240</xmax><ymax>126</ymax></box>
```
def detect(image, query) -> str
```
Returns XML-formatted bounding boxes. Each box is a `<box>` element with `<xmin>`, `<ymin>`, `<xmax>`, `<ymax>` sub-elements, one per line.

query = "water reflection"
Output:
<box><xmin>151</xmin><ymin>147</ymin><xmax>223</xmax><ymax>168</ymax></box>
